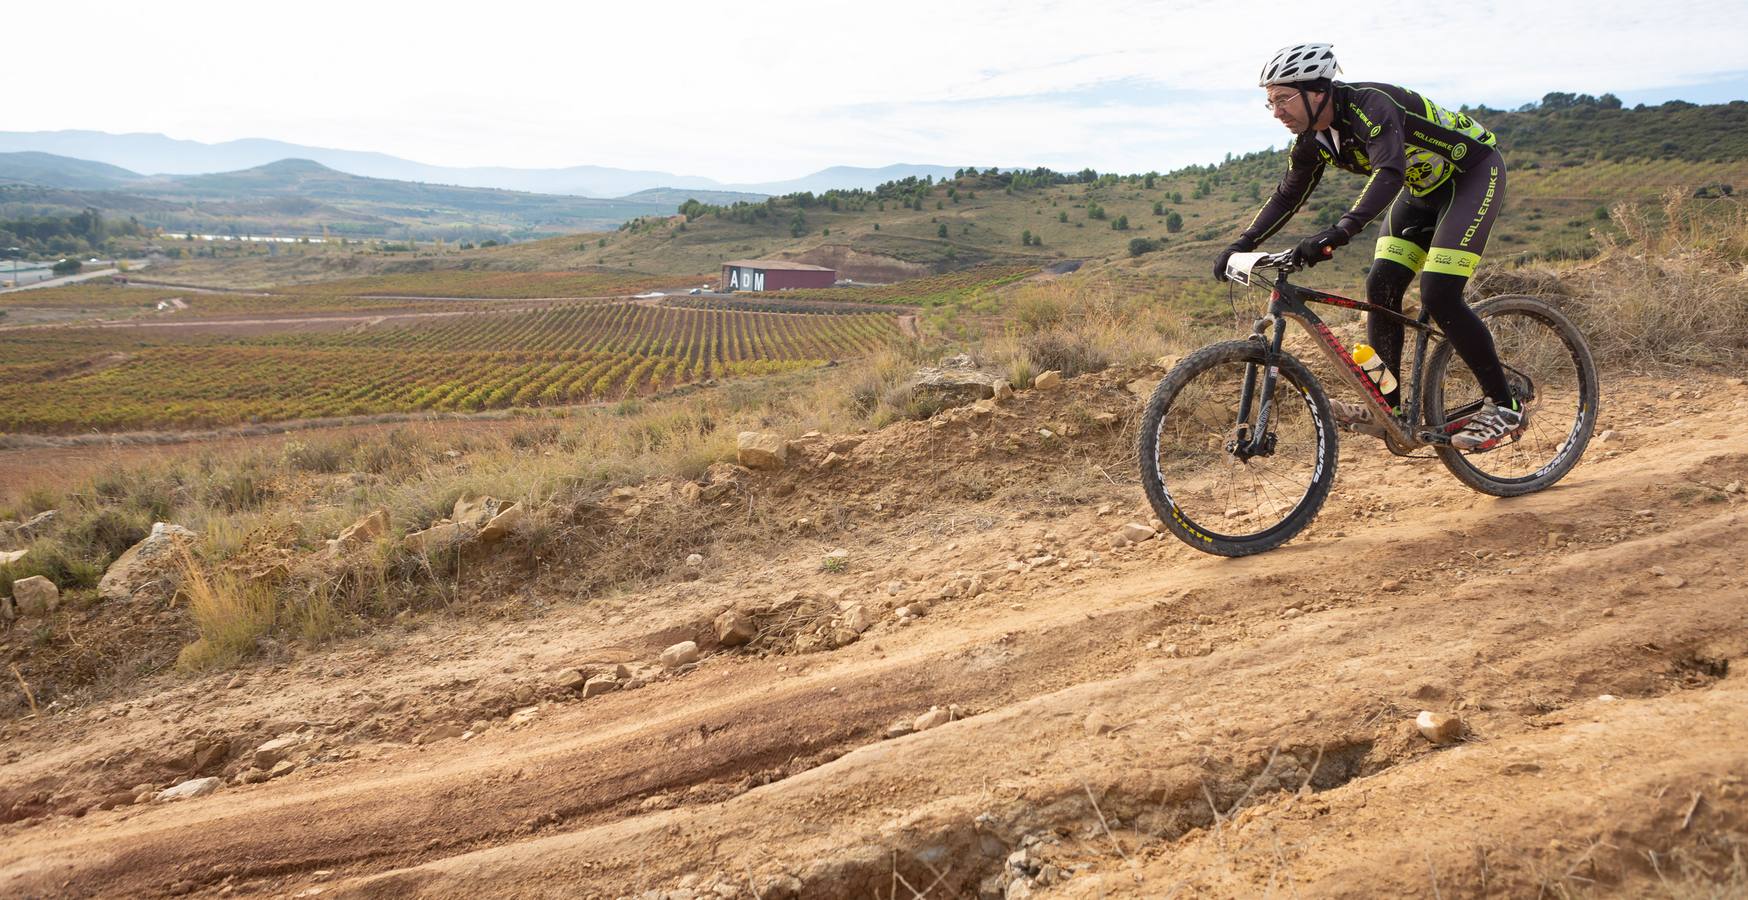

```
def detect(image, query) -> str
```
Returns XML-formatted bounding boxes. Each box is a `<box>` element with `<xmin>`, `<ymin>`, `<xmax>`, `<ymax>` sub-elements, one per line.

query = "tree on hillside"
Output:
<box><xmin>937</xmin><ymin>223</ymin><xmax>948</xmax><ymax>239</ymax></box>
<box><xmin>1166</xmin><ymin>211</ymin><xmax>1184</xmax><ymax>233</ymax></box>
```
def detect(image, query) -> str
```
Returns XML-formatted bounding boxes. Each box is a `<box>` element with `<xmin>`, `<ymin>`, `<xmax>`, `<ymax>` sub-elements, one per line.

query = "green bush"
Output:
<box><xmin>2</xmin><ymin>543</ymin><xmax>105</xmax><ymax>594</ymax></box>
<box><xmin>63</xmin><ymin>507</ymin><xmax>151</xmax><ymax>561</ymax></box>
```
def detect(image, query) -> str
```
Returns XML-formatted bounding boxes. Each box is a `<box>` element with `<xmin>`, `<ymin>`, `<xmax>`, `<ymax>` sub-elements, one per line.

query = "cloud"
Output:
<box><xmin>11</xmin><ymin>0</ymin><xmax>1748</xmax><ymax>181</ymax></box>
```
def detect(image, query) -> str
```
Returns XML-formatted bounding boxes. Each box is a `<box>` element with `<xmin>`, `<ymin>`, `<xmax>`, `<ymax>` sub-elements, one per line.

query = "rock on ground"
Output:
<box><xmin>910</xmin><ymin>366</ymin><xmax>1003</xmax><ymax>407</ymax></box>
<box><xmin>156</xmin><ymin>777</ymin><xmax>221</xmax><ymax>802</ymax></box>
<box><xmin>1416</xmin><ymin>710</ymin><xmax>1465</xmax><ymax>745</ymax></box>
<box><xmin>452</xmin><ymin>494</ymin><xmax>508</xmax><ymax>528</ymax></box>
<box><xmin>477</xmin><ymin>502</ymin><xmax>523</xmax><ymax>543</ymax></box>
<box><xmin>11</xmin><ymin>575</ymin><xmax>58</xmax><ymax>616</ymax></box>
<box><xmin>714</xmin><ymin>609</ymin><xmax>758</xmax><ymax>647</ymax></box>
<box><xmin>914</xmin><ymin>707</ymin><xmax>951</xmax><ymax>731</ymax></box>
<box><xmin>662</xmin><ymin>641</ymin><xmax>701</xmax><ymax>668</ymax></box>
<box><xmin>736</xmin><ymin>432</ymin><xmax>787</xmax><ymax>470</ymax></box>
<box><xmin>404</xmin><ymin>521</ymin><xmax>468</xmax><ymax>554</ymax></box>
<box><xmin>14</xmin><ymin>509</ymin><xmax>57</xmax><ymax>541</ymax></box>
<box><xmin>1120</xmin><ymin>523</ymin><xmax>1157</xmax><ymax>543</ymax></box>
<box><xmin>98</xmin><ymin>522</ymin><xmax>196</xmax><ymax>604</ymax></box>
<box><xmin>337</xmin><ymin>508</ymin><xmax>389</xmax><ymax>547</ymax></box>
<box><xmin>583</xmin><ymin>676</ymin><xmax>622</xmax><ymax>698</ymax></box>
<box><xmin>253</xmin><ymin>734</ymin><xmax>307</xmax><ymax>769</ymax></box>
<box><xmin>552</xmin><ymin>669</ymin><xmax>588</xmax><ymax>691</ymax></box>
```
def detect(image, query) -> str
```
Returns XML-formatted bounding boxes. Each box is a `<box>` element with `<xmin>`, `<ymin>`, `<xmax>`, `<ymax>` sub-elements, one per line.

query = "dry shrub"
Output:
<box><xmin>175</xmin><ymin>548</ymin><xmax>277</xmax><ymax>672</ymax></box>
<box><xmin>988</xmin><ymin>276</ymin><xmax>1195</xmax><ymax>380</ymax></box>
<box><xmin>1506</xmin><ymin>191</ymin><xmax>1748</xmax><ymax>367</ymax></box>
<box><xmin>280</xmin><ymin>439</ymin><xmax>350</xmax><ymax>474</ymax></box>
<box><xmin>1023</xmin><ymin>330</ymin><xmax>1110</xmax><ymax>378</ymax></box>
<box><xmin>841</xmin><ymin>343</ymin><xmax>939</xmax><ymax>425</ymax></box>
<box><xmin>286</xmin><ymin>579</ymin><xmax>351</xmax><ymax>645</ymax></box>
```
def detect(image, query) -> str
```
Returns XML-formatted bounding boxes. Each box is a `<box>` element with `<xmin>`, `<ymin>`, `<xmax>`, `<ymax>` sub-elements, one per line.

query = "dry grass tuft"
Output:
<box><xmin>1492</xmin><ymin>191</ymin><xmax>1748</xmax><ymax>368</ymax></box>
<box><xmin>174</xmin><ymin>547</ymin><xmax>278</xmax><ymax>672</ymax></box>
<box><xmin>980</xmin><ymin>275</ymin><xmax>1197</xmax><ymax>381</ymax></box>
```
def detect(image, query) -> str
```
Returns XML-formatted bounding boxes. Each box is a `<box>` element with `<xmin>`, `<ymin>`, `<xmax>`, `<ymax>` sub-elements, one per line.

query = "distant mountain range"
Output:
<box><xmin>0</xmin><ymin>153</ymin><xmax>772</xmax><ymax>240</ymax></box>
<box><xmin>0</xmin><ymin>131</ymin><xmax>963</xmax><ymax>198</ymax></box>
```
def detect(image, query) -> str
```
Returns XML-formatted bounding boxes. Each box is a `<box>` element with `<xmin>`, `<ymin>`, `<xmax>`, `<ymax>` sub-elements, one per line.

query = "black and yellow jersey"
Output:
<box><xmin>1238</xmin><ymin>81</ymin><xmax>1498</xmax><ymax>247</ymax></box>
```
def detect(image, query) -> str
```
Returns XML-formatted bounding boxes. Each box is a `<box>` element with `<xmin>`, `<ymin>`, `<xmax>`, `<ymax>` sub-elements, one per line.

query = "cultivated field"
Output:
<box><xmin>744</xmin><ymin>264</ymin><xmax>1038</xmax><ymax>306</ymax></box>
<box><xmin>0</xmin><ymin>300</ymin><xmax>899</xmax><ymax>432</ymax></box>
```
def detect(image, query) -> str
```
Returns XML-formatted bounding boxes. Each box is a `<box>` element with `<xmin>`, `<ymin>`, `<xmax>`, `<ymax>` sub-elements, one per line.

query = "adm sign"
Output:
<box><xmin>725</xmin><ymin>266</ymin><xmax>766</xmax><ymax>292</ymax></box>
<box><xmin>720</xmin><ymin>260</ymin><xmax>837</xmax><ymax>293</ymax></box>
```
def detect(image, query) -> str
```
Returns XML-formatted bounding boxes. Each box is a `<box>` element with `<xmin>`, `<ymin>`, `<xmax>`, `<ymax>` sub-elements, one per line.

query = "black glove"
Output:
<box><xmin>1293</xmin><ymin>227</ymin><xmax>1350</xmax><ymax>268</ymax></box>
<box><xmin>1213</xmin><ymin>241</ymin><xmax>1255</xmax><ymax>282</ymax></box>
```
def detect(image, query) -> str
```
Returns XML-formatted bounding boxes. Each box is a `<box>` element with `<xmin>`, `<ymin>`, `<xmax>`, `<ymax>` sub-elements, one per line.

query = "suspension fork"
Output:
<box><xmin>1235</xmin><ymin>295</ymin><xmax>1289</xmax><ymax>457</ymax></box>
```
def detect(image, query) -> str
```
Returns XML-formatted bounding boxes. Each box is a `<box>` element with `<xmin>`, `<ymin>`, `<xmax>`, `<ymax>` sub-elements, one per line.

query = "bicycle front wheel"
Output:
<box><xmin>1425</xmin><ymin>294</ymin><xmax>1599</xmax><ymax>496</ymax></box>
<box><xmin>1138</xmin><ymin>340</ymin><xmax>1338</xmax><ymax>556</ymax></box>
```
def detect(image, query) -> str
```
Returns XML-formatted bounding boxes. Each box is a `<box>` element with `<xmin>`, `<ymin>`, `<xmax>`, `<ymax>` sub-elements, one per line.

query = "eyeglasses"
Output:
<box><xmin>1264</xmin><ymin>95</ymin><xmax>1298</xmax><ymax>112</ymax></box>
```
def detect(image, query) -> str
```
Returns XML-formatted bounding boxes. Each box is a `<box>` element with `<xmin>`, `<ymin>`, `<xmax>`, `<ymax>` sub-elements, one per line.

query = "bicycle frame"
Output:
<box><xmin>1232</xmin><ymin>264</ymin><xmax>1483</xmax><ymax>457</ymax></box>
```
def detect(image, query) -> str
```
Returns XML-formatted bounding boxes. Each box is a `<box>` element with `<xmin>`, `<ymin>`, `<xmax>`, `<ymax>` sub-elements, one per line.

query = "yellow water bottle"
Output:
<box><xmin>1352</xmin><ymin>344</ymin><xmax>1398</xmax><ymax>396</ymax></box>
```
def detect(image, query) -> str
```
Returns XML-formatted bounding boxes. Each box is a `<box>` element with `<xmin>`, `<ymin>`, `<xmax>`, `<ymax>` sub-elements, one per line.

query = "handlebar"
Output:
<box><xmin>1224</xmin><ymin>250</ymin><xmax>1304</xmax><ymax>285</ymax></box>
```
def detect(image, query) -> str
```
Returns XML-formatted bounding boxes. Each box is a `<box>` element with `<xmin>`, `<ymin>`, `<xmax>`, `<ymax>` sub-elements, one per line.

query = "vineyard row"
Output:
<box><xmin>0</xmin><ymin>304</ymin><xmax>901</xmax><ymax>433</ymax></box>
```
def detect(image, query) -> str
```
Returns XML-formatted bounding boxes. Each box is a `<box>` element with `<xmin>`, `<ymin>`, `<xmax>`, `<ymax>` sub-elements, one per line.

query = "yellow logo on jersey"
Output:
<box><xmin>1451</xmin><ymin>143</ymin><xmax>1468</xmax><ymax>160</ymax></box>
<box><xmin>1370</xmin><ymin>124</ymin><xmax>1382</xmax><ymax>137</ymax></box>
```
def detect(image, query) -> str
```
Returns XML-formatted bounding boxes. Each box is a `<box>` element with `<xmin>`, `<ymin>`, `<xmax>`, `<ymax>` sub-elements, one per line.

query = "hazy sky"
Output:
<box><xmin>17</xmin><ymin>0</ymin><xmax>1748</xmax><ymax>181</ymax></box>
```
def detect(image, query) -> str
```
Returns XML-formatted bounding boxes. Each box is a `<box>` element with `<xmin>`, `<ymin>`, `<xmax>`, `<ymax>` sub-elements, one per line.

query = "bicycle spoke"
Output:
<box><xmin>1429</xmin><ymin>301</ymin><xmax>1594</xmax><ymax>488</ymax></box>
<box><xmin>1150</xmin><ymin>355</ymin><xmax>1323</xmax><ymax>539</ymax></box>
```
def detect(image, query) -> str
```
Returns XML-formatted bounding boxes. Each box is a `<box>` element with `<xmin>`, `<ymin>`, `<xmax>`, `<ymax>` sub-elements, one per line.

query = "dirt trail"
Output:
<box><xmin>1</xmin><ymin>371</ymin><xmax>1745</xmax><ymax>898</ymax></box>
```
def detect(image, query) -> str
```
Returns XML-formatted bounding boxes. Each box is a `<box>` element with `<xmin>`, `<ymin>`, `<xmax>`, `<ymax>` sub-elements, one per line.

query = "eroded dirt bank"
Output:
<box><xmin>2</xmin><ymin>371</ymin><xmax>1745</xmax><ymax>898</ymax></box>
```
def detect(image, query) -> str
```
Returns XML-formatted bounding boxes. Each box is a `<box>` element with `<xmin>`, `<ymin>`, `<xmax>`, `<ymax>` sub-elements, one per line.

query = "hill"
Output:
<box><xmin>617</xmin><ymin>187</ymin><xmax>771</xmax><ymax>207</ymax></box>
<box><xmin>545</xmin><ymin>96</ymin><xmax>1748</xmax><ymax>286</ymax></box>
<box><xmin>0</xmin><ymin>151</ymin><xmax>145</xmax><ymax>190</ymax></box>
<box><xmin>0</xmin><ymin>130</ymin><xmax>963</xmax><ymax>198</ymax></box>
<box><xmin>0</xmin><ymin>158</ymin><xmax>704</xmax><ymax>242</ymax></box>
<box><xmin>736</xmin><ymin>164</ymin><xmax>963</xmax><ymax>195</ymax></box>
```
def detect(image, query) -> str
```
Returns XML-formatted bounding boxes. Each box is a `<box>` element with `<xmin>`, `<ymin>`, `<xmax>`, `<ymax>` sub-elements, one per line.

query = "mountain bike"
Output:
<box><xmin>1138</xmin><ymin>250</ymin><xmax>1598</xmax><ymax>556</ymax></box>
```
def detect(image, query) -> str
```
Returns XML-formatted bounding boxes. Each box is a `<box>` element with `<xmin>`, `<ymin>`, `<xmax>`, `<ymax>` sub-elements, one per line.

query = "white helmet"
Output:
<box><xmin>1259</xmin><ymin>43</ymin><xmax>1340</xmax><ymax>87</ymax></box>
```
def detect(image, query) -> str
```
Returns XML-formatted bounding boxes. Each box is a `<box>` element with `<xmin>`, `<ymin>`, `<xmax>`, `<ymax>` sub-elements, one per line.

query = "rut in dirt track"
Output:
<box><xmin>1</xmin><ymin>374</ymin><xmax>1745</xmax><ymax>899</ymax></box>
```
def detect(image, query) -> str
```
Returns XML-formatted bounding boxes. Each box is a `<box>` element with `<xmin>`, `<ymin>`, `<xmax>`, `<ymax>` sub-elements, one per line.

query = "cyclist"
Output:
<box><xmin>1213</xmin><ymin>43</ymin><xmax>1525</xmax><ymax>451</ymax></box>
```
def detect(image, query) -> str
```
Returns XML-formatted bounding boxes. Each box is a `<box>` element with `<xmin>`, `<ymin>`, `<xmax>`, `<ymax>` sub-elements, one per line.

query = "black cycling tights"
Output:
<box><xmin>1366</xmin><ymin>260</ymin><xmax>1512</xmax><ymax>409</ymax></box>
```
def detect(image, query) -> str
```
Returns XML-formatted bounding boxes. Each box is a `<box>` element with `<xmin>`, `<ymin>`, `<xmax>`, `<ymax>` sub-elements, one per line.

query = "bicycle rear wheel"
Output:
<box><xmin>1424</xmin><ymin>294</ymin><xmax>1599</xmax><ymax>496</ymax></box>
<box><xmin>1138</xmin><ymin>340</ymin><xmax>1338</xmax><ymax>556</ymax></box>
